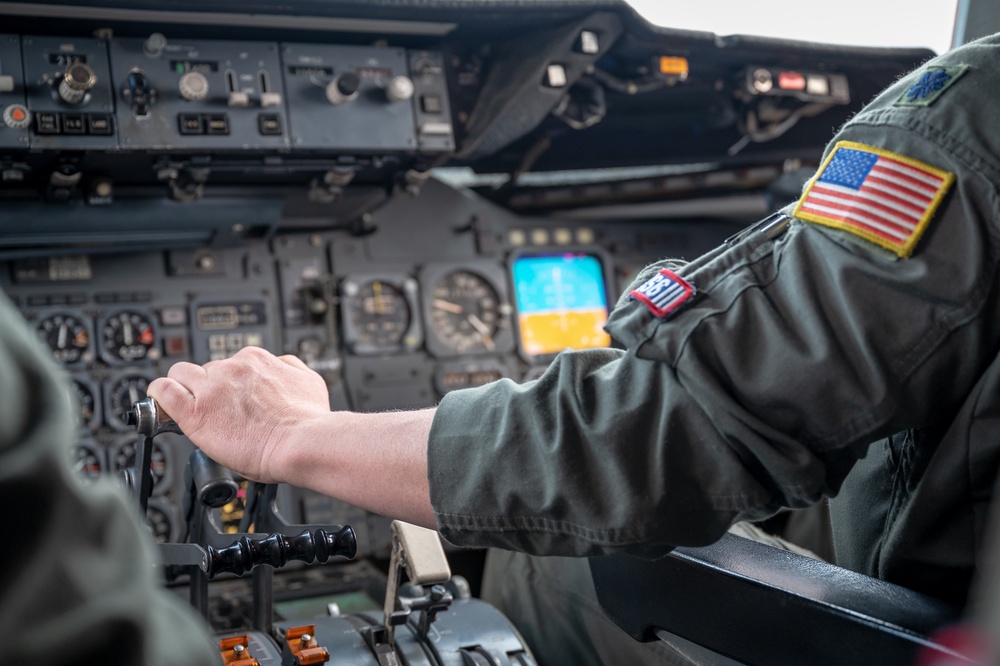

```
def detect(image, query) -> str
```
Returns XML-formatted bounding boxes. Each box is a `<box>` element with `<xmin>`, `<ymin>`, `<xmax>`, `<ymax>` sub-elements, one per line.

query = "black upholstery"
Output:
<box><xmin>590</xmin><ymin>533</ymin><xmax>973</xmax><ymax>666</ymax></box>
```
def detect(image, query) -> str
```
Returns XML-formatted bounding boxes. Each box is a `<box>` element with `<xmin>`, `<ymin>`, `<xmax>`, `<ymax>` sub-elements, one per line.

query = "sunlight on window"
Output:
<box><xmin>625</xmin><ymin>0</ymin><xmax>958</xmax><ymax>55</ymax></box>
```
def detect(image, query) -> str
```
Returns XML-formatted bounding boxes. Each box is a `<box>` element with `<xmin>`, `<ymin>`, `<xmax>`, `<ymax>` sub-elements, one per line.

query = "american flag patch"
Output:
<box><xmin>794</xmin><ymin>141</ymin><xmax>954</xmax><ymax>258</ymax></box>
<box><xmin>629</xmin><ymin>269</ymin><xmax>695</xmax><ymax>318</ymax></box>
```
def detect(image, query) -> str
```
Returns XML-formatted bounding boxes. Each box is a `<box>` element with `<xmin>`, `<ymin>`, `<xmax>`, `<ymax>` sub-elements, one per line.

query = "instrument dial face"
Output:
<box><xmin>108</xmin><ymin>375</ymin><xmax>150</xmax><ymax>429</ymax></box>
<box><xmin>37</xmin><ymin>313</ymin><xmax>90</xmax><ymax>364</ymax></box>
<box><xmin>101</xmin><ymin>311</ymin><xmax>157</xmax><ymax>363</ymax></box>
<box><xmin>113</xmin><ymin>439</ymin><xmax>167</xmax><ymax>491</ymax></box>
<box><xmin>71</xmin><ymin>443</ymin><xmax>103</xmax><ymax>482</ymax></box>
<box><xmin>73</xmin><ymin>380</ymin><xmax>98</xmax><ymax>429</ymax></box>
<box><xmin>429</xmin><ymin>270</ymin><xmax>504</xmax><ymax>354</ymax></box>
<box><xmin>345</xmin><ymin>280</ymin><xmax>411</xmax><ymax>351</ymax></box>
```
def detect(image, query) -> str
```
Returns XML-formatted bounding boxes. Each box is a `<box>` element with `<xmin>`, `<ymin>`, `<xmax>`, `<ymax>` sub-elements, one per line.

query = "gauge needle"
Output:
<box><xmin>123</xmin><ymin>318</ymin><xmax>134</xmax><ymax>346</ymax></box>
<box><xmin>433</xmin><ymin>299</ymin><xmax>464</xmax><ymax>314</ymax></box>
<box><xmin>129</xmin><ymin>384</ymin><xmax>139</xmax><ymax>405</ymax></box>
<box><xmin>57</xmin><ymin>323</ymin><xmax>67</xmax><ymax>349</ymax></box>
<box><xmin>467</xmin><ymin>313</ymin><xmax>496</xmax><ymax>351</ymax></box>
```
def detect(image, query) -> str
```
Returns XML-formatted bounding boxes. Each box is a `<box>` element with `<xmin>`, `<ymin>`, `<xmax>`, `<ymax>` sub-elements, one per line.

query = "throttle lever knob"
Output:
<box><xmin>316</xmin><ymin>525</ymin><xmax>358</xmax><ymax>563</ymax></box>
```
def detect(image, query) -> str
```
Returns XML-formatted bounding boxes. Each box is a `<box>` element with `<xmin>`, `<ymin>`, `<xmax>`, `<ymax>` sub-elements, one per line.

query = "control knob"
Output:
<box><xmin>2</xmin><ymin>104</ymin><xmax>30</xmax><ymax>130</ymax></box>
<box><xmin>385</xmin><ymin>75</ymin><xmax>415</xmax><ymax>103</ymax></box>
<box><xmin>143</xmin><ymin>32</ymin><xmax>168</xmax><ymax>58</ymax></box>
<box><xmin>58</xmin><ymin>62</ymin><xmax>97</xmax><ymax>105</ymax></box>
<box><xmin>325</xmin><ymin>72</ymin><xmax>360</xmax><ymax>105</ymax></box>
<box><xmin>178</xmin><ymin>71</ymin><xmax>209</xmax><ymax>101</ymax></box>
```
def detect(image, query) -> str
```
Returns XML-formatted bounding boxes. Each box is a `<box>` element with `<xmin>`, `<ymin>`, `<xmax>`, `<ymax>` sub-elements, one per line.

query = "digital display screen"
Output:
<box><xmin>511</xmin><ymin>253</ymin><xmax>611</xmax><ymax>356</ymax></box>
<box><xmin>171</xmin><ymin>60</ymin><xmax>219</xmax><ymax>74</ymax></box>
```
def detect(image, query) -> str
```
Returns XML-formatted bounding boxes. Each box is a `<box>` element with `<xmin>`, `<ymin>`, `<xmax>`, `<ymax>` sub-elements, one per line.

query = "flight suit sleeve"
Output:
<box><xmin>427</xmin><ymin>38</ymin><xmax>1000</xmax><ymax>558</ymax></box>
<box><xmin>0</xmin><ymin>289</ymin><xmax>219</xmax><ymax>666</ymax></box>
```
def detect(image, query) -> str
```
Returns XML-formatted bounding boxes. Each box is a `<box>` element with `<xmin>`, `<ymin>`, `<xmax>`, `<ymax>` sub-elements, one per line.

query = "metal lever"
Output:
<box><xmin>382</xmin><ymin>520</ymin><xmax>452</xmax><ymax>649</ymax></box>
<box><xmin>123</xmin><ymin>397</ymin><xmax>181</xmax><ymax>515</ymax></box>
<box><xmin>125</xmin><ymin>396</ymin><xmax>182</xmax><ymax>437</ymax></box>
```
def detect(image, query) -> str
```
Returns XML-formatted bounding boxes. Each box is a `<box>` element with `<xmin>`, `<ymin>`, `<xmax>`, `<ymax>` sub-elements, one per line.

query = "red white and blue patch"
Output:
<box><xmin>629</xmin><ymin>269</ymin><xmax>695</xmax><ymax>318</ymax></box>
<box><xmin>794</xmin><ymin>141</ymin><xmax>954</xmax><ymax>258</ymax></box>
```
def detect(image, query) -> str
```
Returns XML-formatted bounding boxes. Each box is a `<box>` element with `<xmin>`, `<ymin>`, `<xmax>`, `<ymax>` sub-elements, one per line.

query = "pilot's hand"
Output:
<box><xmin>147</xmin><ymin>346</ymin><xmax>331</xmax><ymax>484</ymax></box>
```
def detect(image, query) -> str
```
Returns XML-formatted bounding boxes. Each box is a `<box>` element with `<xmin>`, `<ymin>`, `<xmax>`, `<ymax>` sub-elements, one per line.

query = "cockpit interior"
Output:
<box><xmin>1</xmin><ymin>0</ymin><xmax>998</xmax><ymax>664</ymax></box>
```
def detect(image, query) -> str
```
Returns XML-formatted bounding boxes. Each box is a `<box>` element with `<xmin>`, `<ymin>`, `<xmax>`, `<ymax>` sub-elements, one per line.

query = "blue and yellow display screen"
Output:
<box><xmin>511</xmin><ymin>253</ymin><xmax>612</xmax><ymax>356</ymax></box>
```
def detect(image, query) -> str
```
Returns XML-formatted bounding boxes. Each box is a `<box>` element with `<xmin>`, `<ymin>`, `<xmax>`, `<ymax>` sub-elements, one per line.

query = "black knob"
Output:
<box><xmin>316</xmin><ymin>525</ymin><xmax>357</xmax><ymax>562</ymax></box>
<box><xmin>189</xmin><ymin>450</ymin><xmax>238</xmax><ymax>508</ymax></box>
<box><xmin>326</xmin><ymin>73</ymin><xmax>361</xmax><ymax>105</ymax></box>
<box><xmin>337</xmin><ymin>72</ymin><xmax>360</xmax><ymax>97</ymax></box>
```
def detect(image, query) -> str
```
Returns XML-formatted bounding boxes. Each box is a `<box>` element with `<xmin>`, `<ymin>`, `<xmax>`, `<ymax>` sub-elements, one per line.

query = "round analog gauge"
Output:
<box><xmin>145</xmin><ymin>504</ymin><xmax>173</xmax><ymax>544</ymax></box>
<box><xmin>37</xmin><ymin>313</ymin><xmax>90</xmax><ymax>364</ymax></box>
<box><xmin>71</xmin><ymin>443</ymin><xmax>103</xmax><ymax>483</ymax></box>
<box><xmin>114</xmin><ymin>439</ymin><xmax>168</xmax><ymax>491</ymax></box>
<box><xmin>429</xmin><ymin>270</ymin><xmax>505</xmax><ymax>354</ymax></box>
<box><xmin>101</xmin><ymin>311</ymin><xmax>157</xmax><ymax>363</ymax></box>
<box><xmin>108</xmin><ymin>375</ymin><xmax>150</xmax><ymax>429</ymax></box>
<box><xmin>344</xmin><ymin>279</ymin><xmax>412</xmax><ymax>351</ymax></box>
<box><xmin>73</xmin><ymin>380</ymin><xmax>98</xmax><ymax>430</ymax></box>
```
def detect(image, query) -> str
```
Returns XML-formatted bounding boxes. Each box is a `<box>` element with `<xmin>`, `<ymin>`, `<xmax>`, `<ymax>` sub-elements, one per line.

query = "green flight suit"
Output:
<box><xmin>0</xmin><ymin>289</ymin><xmax>219</xmax><ymax>665</ymax></box>
<box><xmin>428</xmin><ymin>32</ymin><xmax>1000</xmax><ymax>612</ymax></box>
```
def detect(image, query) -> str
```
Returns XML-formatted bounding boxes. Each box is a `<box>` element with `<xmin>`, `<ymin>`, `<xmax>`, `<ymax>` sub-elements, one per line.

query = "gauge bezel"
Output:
<box><xmin>145</xmin><ymin>498</ymin><xmax>180</xmax><ymax>544</ymax></box>
<box><xmin>70</xmin><ymin>439</ymin><xmax>106</xmax><ymax>484</ymax></box>
<box><xmin>33</xmin><ymin>308</ymin><xmax>94</xmax><ymax>367</ymax></box>
<box><xmin>98</xmin><ymin>308</ymin><xmax>160</xmax><ymax>366</ymax></box>
<box><xmin>104</xmin><ymin>373</ymin><xmax>153</xmax><ymax>431</ymax></box>
<box><xmin>420</xmin><ymin>262</ymin><xmax>514</xmax><ymax>359</ymax></box>
<box><xmin>112</xmin><ymin>435</ymin><xmax>171</xmax><ymax>497</ymax></box>
<box><xmin>339</xmin><ymin>272</ymin><xmax>423</xmax><ymax>355</ymax></box>
<box><xmin>72</xmin><ymin>376</ymin><xmax>102</xmax><ymax>431</ymax></box>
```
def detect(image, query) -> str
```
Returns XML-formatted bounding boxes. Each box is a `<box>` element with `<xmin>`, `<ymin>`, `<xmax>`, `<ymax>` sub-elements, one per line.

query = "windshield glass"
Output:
<box><xmin>626</xmin><ymin>0</ymin><xmax>958</xmax><ymax>54</ymax></box>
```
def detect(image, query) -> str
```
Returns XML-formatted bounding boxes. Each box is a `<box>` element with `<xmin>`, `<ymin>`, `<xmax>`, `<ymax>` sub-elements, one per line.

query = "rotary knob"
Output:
<box><xmin>58</xmin><ymin>62</ymin><xmax>97</xmax><ymax>105</ymax></box>
<box><xmin>178</xmin><ymin>71</ymin><xmax>209</xmax><ymax>101</ymax></box>
<box><xmin>385</xmin><ymin>75</ymin><xmax>414</xmax><ymax>103</ymax></box>
<box><xmin>2</xmin><ymin>104</ymin><xmax>30</xmax><ymax>130</ymax></box>
<box><xmin>325</xmin><ymin>72</ymin><xmax>360</xmax><ymax>105</ymax></box>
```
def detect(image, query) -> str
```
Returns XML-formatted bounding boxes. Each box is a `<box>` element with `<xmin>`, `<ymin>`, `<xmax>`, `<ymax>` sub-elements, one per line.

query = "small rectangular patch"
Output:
<box><xmin>793</xmin><ymin>141</ymin><xmax>955</xmax><ymax>258</ymax></box>
<box><xmin>894</xmin><ymin>65</ymin><xmax>968</xmax><ymax>107</ymax></box>
<box><xmin>629</xmin><ymin>269</ymin><xmax>695</xmax><ymax>318</ymax></box>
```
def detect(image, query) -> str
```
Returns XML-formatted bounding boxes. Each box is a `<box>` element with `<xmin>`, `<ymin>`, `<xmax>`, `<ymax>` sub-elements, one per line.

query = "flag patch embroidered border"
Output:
<box><xmin>629</xmin><ymin>269</ymin><xmax>695</xmax><ymax>318</ymax></box>
<box><xmin>793</xmin><ymin>141</ymin><xmax>955</xmax><ymax>258</ymax></box>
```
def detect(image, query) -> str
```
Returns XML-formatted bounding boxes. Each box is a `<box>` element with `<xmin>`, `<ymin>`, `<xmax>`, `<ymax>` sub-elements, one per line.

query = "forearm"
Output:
<box><xmin>279</xmin><ymin>408</ymin><xmax>437</xmax><ymax>529</ymax></box>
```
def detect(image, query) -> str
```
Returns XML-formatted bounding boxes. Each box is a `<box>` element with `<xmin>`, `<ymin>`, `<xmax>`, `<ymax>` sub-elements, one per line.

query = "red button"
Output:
<box><xmin>10</xmin><ymin>107</ymin><xmax>25</xmax><ymax>121</ymax></box>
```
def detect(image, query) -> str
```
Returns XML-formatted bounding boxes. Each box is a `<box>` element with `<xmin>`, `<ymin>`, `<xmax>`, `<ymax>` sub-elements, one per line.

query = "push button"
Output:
<box><xmin>62</xmin><ymin>114</ymin><xmax>86</xmax><ymax>134</ymax></box>
<box><xmin>258</xmin><ymin>113</ymin><xmax>282</xmax><ymax>135</ymax></box>
<box><xmin>205</xmin><ymin>114</ymin><xmax>230</xmax><ymax>135</ymax></box>
<box><xmin>35</xmin><ymin>112</ymin><xmax>60</xmax><ymax>134</ymax></box>
<box><xmin>420</xmin><ymin>94</ymin><xmax>442</xmax><ymax>114</ymax></box>
<box><xmin>87</xmin><ymin>114</ymin><xmax>114</xmax><ymax>135</ymax></box>
<box><xmin>178</xmin><ymin>113</ymin><xmax>203</xmax><ymax>135</ymax></box>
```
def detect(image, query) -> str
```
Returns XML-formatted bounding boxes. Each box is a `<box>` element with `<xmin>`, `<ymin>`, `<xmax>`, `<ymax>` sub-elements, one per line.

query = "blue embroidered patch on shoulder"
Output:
<box><xmin>628</xmin><ymin>269</ymin><xmax>696</xmax><ymax>318</ymax></box>
<box><xmin>894</xmin><ymin>65</ymin><xmax>969</xmax><ymax>107</ymax></box>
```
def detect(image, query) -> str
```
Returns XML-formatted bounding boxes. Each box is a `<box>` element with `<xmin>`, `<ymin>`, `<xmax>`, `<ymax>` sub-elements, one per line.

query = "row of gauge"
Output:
<box><xmin>72</xmin><ymin>428</ymin><xmax>187</xmax><ymax>544</ymax></box>
<box><xmin>31</xmin><ymin>266</ymin><xmax>517</xmax><ymax>372</ymax></box>
<box><xmin>340</xmin><ymin>265</ymin><xmax>514</xmax><ymax>357</ymax></box>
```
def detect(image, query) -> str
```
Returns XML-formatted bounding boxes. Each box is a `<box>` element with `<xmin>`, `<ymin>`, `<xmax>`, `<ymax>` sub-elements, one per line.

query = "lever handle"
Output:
<box><xmin>125</xmin><ymin>396</ymin><xmax>182</xmax><ymax>437</ymax></box>
<box><xmin>206</xmin><ymin>527</ymin><xmax>357</xmax><ymax>578</ymax></box>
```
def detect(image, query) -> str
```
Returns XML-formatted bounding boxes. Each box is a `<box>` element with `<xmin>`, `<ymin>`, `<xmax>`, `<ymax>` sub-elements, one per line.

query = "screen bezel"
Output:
<box><xmin>507</xmin><ymin>247</ymin><xmax>615</xmax><ymax>365</ymax></box>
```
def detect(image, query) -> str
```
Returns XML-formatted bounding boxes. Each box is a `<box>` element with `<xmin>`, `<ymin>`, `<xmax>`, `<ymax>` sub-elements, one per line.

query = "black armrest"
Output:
<box><xmin>590</xmin><ymin>533</ymin><xmax>969</xmax><ymax>666</ymax></box>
